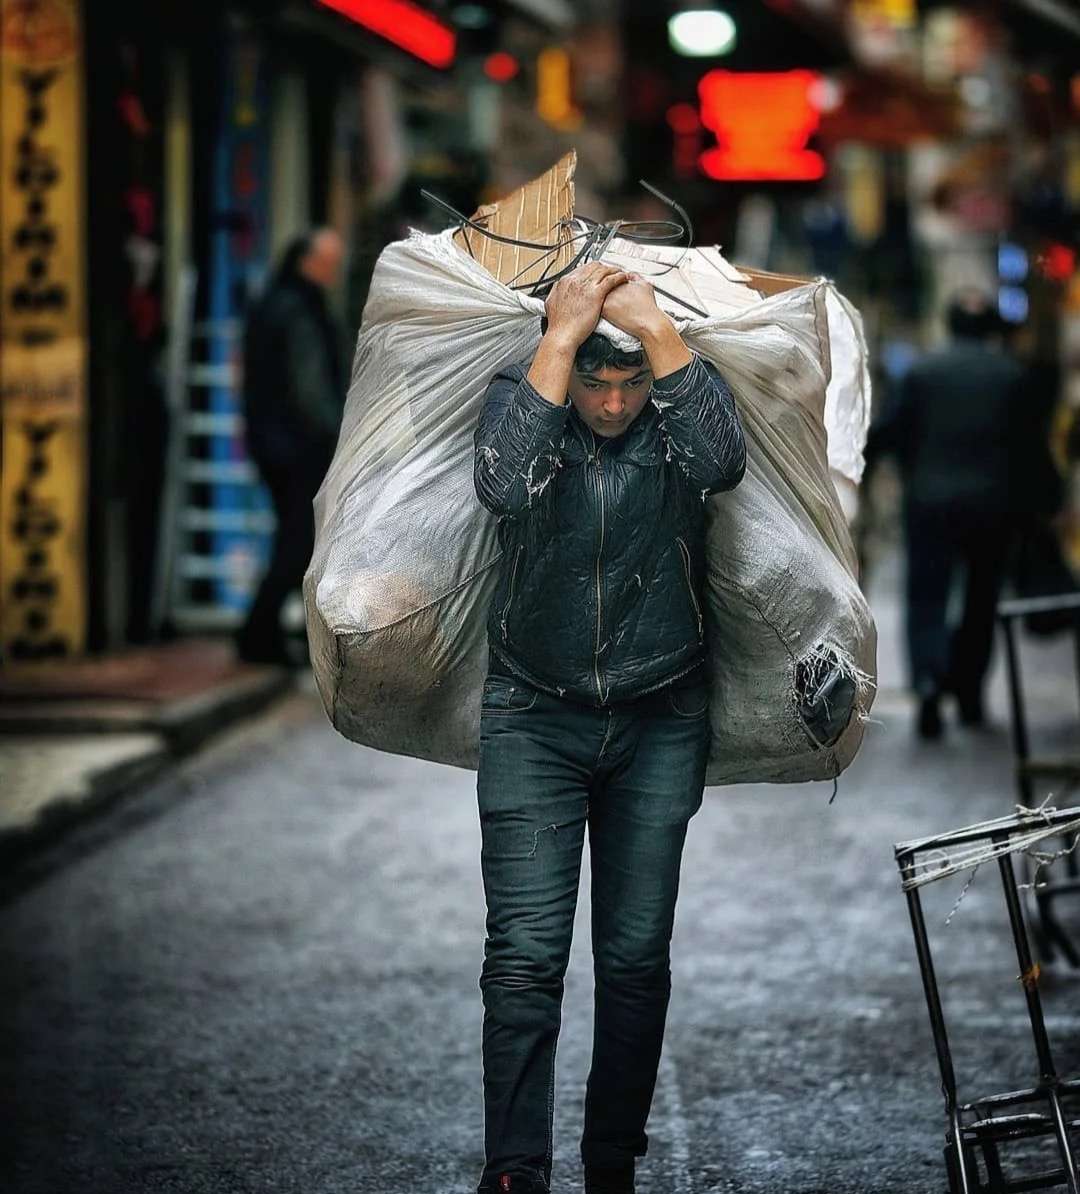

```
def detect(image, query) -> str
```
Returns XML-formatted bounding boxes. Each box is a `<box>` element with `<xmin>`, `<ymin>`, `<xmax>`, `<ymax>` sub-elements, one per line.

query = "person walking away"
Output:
<box><xmin>471</xmin><ymin>262</ymin><xmax>746</xmax><ymax>1193</ymax></box>
<box><xmin>865</xmin><ymin>288</ymin><xmax>1027</xmax><ymax>738</ymax></box>
<box><xmin>236</xmin><ymin>228</ymin><xmax>345</xmax><ymax>665</ymax></box>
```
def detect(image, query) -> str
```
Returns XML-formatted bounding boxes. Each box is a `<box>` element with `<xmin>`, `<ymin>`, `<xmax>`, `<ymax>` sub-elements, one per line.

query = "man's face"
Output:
<box><xmin>302</xmin><ymin>229</ymin><xmax>345</xmax><ymax>290</ymax></box>
<box><xmin>567</xmin><ymin>363</ymin><xmax>653</xmax><ymax>438</ymax></box>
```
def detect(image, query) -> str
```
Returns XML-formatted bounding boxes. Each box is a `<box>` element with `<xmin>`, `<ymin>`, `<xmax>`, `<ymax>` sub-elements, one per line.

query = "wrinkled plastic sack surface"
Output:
<box><xmin>304</xmin><ymin>229</ymin><xmax>877</xmax><ymax>786</ymax></box>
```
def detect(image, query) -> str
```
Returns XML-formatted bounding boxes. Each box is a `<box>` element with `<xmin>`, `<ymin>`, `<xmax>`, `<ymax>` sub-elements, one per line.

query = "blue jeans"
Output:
<box><xmin>475</xmin><ymin>660</ymin><xmax>711</xmax><ymax>1191</ymax></box>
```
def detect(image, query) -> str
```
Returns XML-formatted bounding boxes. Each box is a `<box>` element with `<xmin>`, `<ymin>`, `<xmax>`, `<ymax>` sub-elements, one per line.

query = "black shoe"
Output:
<box><xmin>956</xmin><ymin>689</ymin><xmax>985</xmax><ymax>727</ymax></box>
<box><xmin>234</xmin><ymin>633</ymin><xmax>294</xmax><ymax>667</ymax></box>
<box><xmin>916</xmin><ymin>692</ymin><xmax>943</xmax><ymax>741</ymax></box>
<box><xmin>584</xmin><ymin>1162</ymin><xmax>635</xmax><ymax>1194</ymax></box>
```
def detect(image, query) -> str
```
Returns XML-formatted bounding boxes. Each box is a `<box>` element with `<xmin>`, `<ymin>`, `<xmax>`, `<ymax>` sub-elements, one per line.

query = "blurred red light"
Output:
<box><xmin>316</xmin><ymin>0</ymin><xmax>456</xmax><ymax>68</ymax></box>
<box><xmin>697</xmin><ymin>70</ymin><xmax>825</xmax><ymax>181</ymax></box>
<box><xmin>1039</xmin><ymin>243</ymin><xmax>1076</xmax><ymax>282</ymax></box>
<box><xmin>666</xmin><ymin>103</ymin><xmax>700</xmax><ymax>135</ymax></box>
<box><xmin>484</xmin><ymin>51</ymin><xmax>519</xmax><ymax>83</ymax></box>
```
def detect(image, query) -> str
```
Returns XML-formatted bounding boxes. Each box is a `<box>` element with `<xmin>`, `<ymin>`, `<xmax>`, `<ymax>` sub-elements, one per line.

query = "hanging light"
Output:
<box><xmin>668</xmin><ymin>9</ymin><xmax>737</xmax><ymax>57</ymax></box>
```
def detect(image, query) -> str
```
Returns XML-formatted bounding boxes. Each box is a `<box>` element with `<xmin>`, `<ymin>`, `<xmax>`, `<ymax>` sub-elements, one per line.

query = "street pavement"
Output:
<box><xmin>2</xmin><ymin>572</ymin><xmax>1078</xmax><ymax>1194</ymax></box>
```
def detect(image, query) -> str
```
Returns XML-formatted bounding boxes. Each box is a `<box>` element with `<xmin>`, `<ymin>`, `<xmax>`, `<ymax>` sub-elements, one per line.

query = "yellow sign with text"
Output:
<box><xmin>1</xmin><ymin>0</ymin><xmax>87</xmax><ymax>661</ymax></box>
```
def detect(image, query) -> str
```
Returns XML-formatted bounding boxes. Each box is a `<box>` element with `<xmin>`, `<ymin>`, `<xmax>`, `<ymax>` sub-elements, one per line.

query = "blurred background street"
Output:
<box><xmin>2</xmin><ymin>0</ymin><xmax>1080</xmax><ymax>1191</ymax></box>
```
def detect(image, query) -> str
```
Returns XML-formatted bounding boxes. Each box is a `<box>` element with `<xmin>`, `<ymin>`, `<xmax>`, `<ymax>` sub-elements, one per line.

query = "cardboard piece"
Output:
<box><xmin>453</xmin><ymin>150</ymin><xmax>812</xmax><ymax>301</ymax></box>
<box><xmin>734</xmin><ymin>266</ymin><xmax>812</xmax><ymax>296</ymax></box>
<box><xmin>453</xmin><ymin>151</ymin><xmax>577</xmax><ymax>290</ymax></box>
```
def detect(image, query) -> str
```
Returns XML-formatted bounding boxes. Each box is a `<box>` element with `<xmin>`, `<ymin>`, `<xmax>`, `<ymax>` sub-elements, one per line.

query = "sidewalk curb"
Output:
<box><xmin>0</xmin><ymin>735</ymin><xmax>170</xmax><ymax>866</ymax></box>
<box><xmin>154</xmin><ymin>669</ymin><xmax>296</xmax><ymax>754</ymax></box>
<box><xmin>0</xmin><ymin>670</ymin><xmax>295</xmax><ymax>863</ymax></box>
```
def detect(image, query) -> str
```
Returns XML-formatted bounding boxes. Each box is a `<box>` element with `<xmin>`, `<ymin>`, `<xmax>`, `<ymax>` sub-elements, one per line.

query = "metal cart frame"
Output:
<box><xmin>895</xmin><ymin>808</ymin><xmax>1080</xmax><ymax>1193</ymax></box>
<box><xmin>997</xmin><ymin>594</ymin><xmax>1080</xmax><ymax>967</ymax></box>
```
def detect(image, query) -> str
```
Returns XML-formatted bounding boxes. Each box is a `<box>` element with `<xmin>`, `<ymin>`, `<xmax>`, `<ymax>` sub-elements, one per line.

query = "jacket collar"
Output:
<box><xmin>567</xmin><ymin>400</ymin><xmax>658</xmax><ymax>463</ymax></box>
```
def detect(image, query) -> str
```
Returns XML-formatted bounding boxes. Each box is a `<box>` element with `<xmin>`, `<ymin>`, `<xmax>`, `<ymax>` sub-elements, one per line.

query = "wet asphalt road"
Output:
<box><xmin>3</xmin><ymin>585</ymin><xmax>1079</xmax><ymax>1194</ymax></box>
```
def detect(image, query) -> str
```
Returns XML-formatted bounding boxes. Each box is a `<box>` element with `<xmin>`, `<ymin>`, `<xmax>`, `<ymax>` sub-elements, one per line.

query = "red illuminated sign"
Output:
<box><xmin>697</xmin><ymin>70</ymin><xmax>825</xmax><ymax>182</ymax></box>
<box><xmin>316</xmin><ymin>0</ymin><xmax>456</xmax><ymax>69</ymax></box>
<box><xmin>667</xmin><ymin>103</ymin><xmax>701</xmax><ymax>179</ymax></box>
<box><xmin>666</xmin><ymin>102</ymin><xmax>700</xmax><ymax>135</ymax></box>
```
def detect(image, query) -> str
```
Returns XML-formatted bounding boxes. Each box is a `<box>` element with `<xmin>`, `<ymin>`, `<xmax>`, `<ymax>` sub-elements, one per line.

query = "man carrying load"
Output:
<box><xmin>472</xmin><ymin>261</ymin><xmax>746</xmax><ymax>1194</ymax></box>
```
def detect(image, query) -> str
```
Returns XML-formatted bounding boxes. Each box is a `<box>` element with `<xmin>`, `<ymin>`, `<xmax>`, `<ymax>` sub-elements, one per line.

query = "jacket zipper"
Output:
<box><xmin>585</xmin><ymin>425</ymin><xmax>609</xmax><ymax>703</ymax></box>
<box><xmin>676</xmin><ymin>536</ymin><xmax>704</xmax><ymax>641</ymax></box>
<box><xmin>500</xmin><ymin>543</ymin><xmax>524</xmax><ymax>642</ymax></box>
<box><xmin>594</xmin><ymin>449</ymin><xmax>607</xmax><ymax>701</ymax></box>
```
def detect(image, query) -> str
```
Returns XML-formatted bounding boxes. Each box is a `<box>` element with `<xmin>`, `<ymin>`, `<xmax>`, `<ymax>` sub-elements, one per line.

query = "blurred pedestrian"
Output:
<box><xmin>471</xmin><ymin>264</ymin><xmax>745</xmax><ymax>1194</ymax></box>
<box><xmin>866</xmin><ymin>288</ymin><xmax>1026</xmax><ymax>738</ymax></box>
<box><xmin>236</xmin><ymin>228</ymin><xmax>345</xmax><ymax>665</ymax></box>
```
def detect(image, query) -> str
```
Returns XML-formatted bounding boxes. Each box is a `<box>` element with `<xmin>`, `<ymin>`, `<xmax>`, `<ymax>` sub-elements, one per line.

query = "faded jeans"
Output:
<box><xmin>475</xmin><ymin>659</ymin><xmax>711</xmax><ymax>1191</ymax></box>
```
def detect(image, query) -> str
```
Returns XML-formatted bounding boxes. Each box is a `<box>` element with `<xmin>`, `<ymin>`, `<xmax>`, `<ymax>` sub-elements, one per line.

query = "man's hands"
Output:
<box><xmin>598</xmin><ymin>273</ymin><xmax>667</xmax><ymax>341</ymax></box>
<box><xmin>602</xmin><ymin>272</ymin><xmax>692</xmax><ymax>380</ymax></box>
<box><xmin>528</xmin><ymin>263</ymin><xmax>691</xmax><ymax>403</ymax></box>
<box><xmin>543</xmin><ymin>262</ymin><xmax>628</xmax><ymax>349</ymax></box>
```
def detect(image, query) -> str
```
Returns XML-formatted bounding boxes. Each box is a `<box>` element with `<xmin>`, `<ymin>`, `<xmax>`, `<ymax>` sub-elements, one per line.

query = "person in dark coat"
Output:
<box><xmin>866</xmin><ymin>288</ymin><xmax>1027</xmax><ymax>738</ymax></box>
<box><xmin>236</xmin><ymin>228</ymin><xmax>345</xmax><ymax>664</ymax></box>
<box><xmin>471</xmin><ymin>263</ymin><xmax>746</xmax><ymax>1194</ymax></box>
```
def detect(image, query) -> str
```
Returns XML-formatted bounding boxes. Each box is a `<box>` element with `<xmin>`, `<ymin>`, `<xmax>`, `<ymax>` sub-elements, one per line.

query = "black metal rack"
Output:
<box><xmin>896</xmin><ymin>808</ymin><xmax>1080</xmax><ymax>1193</ymax></box>
<box><xmin>997</xmin><ymin>594</ymin><xmax>1080</xmax><ymax>967</ymax></box>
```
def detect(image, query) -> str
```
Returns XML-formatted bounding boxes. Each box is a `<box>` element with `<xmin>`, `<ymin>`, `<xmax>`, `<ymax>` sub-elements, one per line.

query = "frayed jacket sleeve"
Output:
<box><xmin>474</xmin><ymin>367</ymin><xmax>571</xmax><ymax>520</ymax></box>
<box><xmin>650</xmin><ymin>352</ymin><xmax>746</xmax><ymax>496</ymax></box>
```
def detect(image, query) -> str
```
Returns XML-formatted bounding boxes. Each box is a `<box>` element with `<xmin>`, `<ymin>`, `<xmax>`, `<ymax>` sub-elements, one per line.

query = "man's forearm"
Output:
<box><xmin>650</xmin><ymin>354</ymin><xmax>746</xmax><ymax>496</ymax></box>
<box><xmin>638</xmin><ymin>314</ymin><xmax>692</xmax><ymax>380</ymax></box>
<box><xmin>525</xmin><ymin>330</ymin><xmax>577</xmax><ymax>406</ymax></box>
<box><xmin>474</xmin><ymin>365</ymin><xmax>571</xmax><ymax>520</ymax></box>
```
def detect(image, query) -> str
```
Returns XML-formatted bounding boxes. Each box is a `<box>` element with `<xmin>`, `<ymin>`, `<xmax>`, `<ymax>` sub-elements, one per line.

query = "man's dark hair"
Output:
<box><xmin>946</xmin><ymin>289</ymin><xmax>999</xmax><ymax>340</ymax></box>
<box><xmin>274</xmin><ymin>232</ymin><xmax>316</xmax><ymax>286</ymax></box>
<box><xmin>540</xmin><ymin>317</ymin><xmax>645</xmax><ymax>373</ymax></box>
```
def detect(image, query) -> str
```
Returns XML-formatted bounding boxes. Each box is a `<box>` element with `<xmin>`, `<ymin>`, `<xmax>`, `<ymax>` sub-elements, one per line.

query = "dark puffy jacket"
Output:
<box><xmin>242</xmin><ymin>275</ymin><xmax>345</xmax><ymax>469</ymax></box>
<box><xmin>865</xmin><ymin>339</ymin><xmax>1028</xmax><ymax>513</ymax></box>
<box><xmin>473</xmin><ymin>351</ymin><xmax>746</xmax><ymax>705</ymax></box>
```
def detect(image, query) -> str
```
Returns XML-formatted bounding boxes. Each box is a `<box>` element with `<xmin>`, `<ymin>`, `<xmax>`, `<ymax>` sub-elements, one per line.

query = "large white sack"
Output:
<box><xmin>304</xmin><ymin>228</ymin><xmax>877</xmax><ymax>785</ymax></box>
